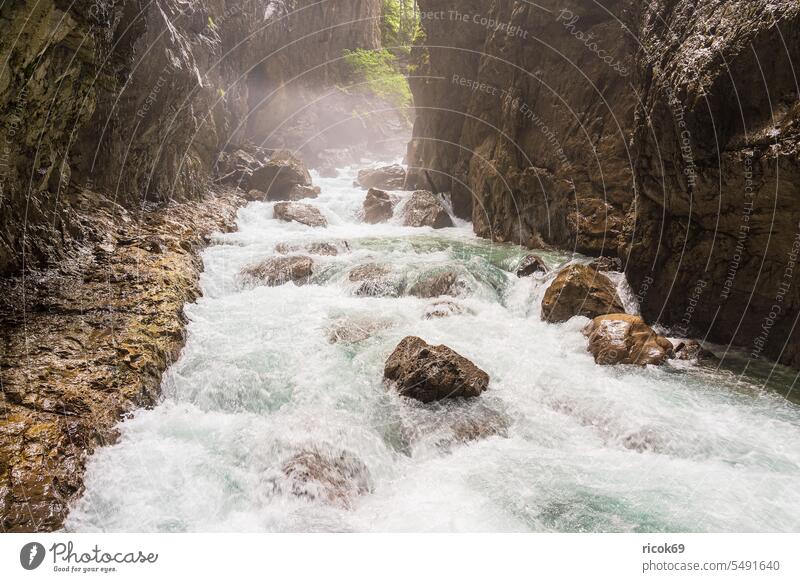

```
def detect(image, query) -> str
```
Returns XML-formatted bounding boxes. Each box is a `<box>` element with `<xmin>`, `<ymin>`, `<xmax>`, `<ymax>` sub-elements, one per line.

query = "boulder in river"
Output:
<box><xmin>384</xmin><ymin>336</ymin><xmax>489</xmax><ymax>403</ymax></box>
<box><xmin>541</xmin><ymin>264</ymin><xmax>625</xmax><ymax>323</ymax></box>
<box><xmin>240</xmin><ymin>255</ymin><xmax>314</xmax><ymax>287</ymax></box>
<box><xmin>516</xmin><ymin>254</ymin><xmax>548</xmax><ymax>277</ymax></box>
<box><xmin>251</xmin><ymin>150</ymin><xmax>313</xmax><ymax>200</ymax></box>
<box><xmin>216</xmin><ymin>148</ymin><xmax>260</xmax><ymax>188</ymax></box>
<box><xmin>326</xmin><ymin>316</ymin><xmax>392</xmax><ymax>344</ymax></box>
<box><xmin>401</xmin><ymin>190</ymin><xmax>453</xmax><ymax>229</ymax></box>
<box><xmin>356</xmin><ymin>164</ymin><xmax>407</xmax><ymax>190</ymax></box>
<box><xmin>423</xmin><ymin>300</ymin><xmax>470</xmax><ymax>319</ymax></box>
<box><xmin>273</xmin><ymin>202</ymin><xmax>327</xmax><ymax>228</ymax></box>
<box><xmin>362</xmin><ymin>188</ymin><xmax>396</xmax><ymax>224</ymax></box>
<box><xmin>275</xmin><ymin>240</ymin><xmax>349</xmax><ymax>256</ymax></box>
<box><xmin>583</xmin><ymin>314</ymin><xmax>674</xmax><ymax>366</ymax></box>
<box><xmin>408</xmin><ymin>270</ymin><xmax>465</xmax><ymax>298</ymax></box>
<box><xmin>285</xmin><ymin>184</ymin><xmax>321</xmax><ymax>201</ymax></box>
<box><xmin>348</xmin><ymin>263</ymin><xmax>402</xmax><ymax>297</ymax></box>
<box><xmin>280</xmin><ymin>448</ymin><xmax>372</xmax><ymax>509</ymax></box>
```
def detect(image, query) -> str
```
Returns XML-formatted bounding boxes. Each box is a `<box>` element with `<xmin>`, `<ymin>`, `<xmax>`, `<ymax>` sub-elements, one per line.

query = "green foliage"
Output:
<box><xmin>341</xmin><ymin>48</ymin><xmax>412</xmax><ymax>109</ymax></box>
<box><xmin>381</xmin><ymin>0</ymin><xmax>421</xmax><ymax>53</ymax></box>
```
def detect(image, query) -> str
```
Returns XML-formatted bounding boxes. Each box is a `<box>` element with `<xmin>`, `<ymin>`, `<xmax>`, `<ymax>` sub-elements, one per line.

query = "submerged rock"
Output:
<box><xmin>541</xmin><ymin>264</ymin><xmax>625</xmax><ymax>323</ymax></box>
<box><xmin>384</xmin><ymin>336</ymin><xmax>489</xmax><ymax>403</ymax></box>
<box><xmin>516</xmin><ymin>254</ymin><xmax>548</xmax><ymax>277</ymax></box>
<box><xmin>326</xmin><ymin>316</ymin><xmax>391</xmax><ymax>344</ymax></box>
<box><xmin>363</xmin><ymin>188</ymin><xmax>396</xmax><ymax>224</ymax></box>
<box><xmin>401</xmin><ymin>190</ymin><xmax>453</xmax><ymax>229</ymax></box>
<box><xmin>673</xmin><ymin>339</ymin><xmax>718</xmax><ymax>363</ymax></box>
<box><xmin>250</xmin><ymin>151</ymin><xmax>313</xmax><ymax>200</ymax></box>
<box><xmin>356</xmin><ymin>164</ymin><xmax>407</xmax><ymax>190</ymax></box>
<box><xmin>275</xmin><ymin>240</ymin><xmax>349</xmax><ymax>256</ymax></box>
<box><xmin>280</xmin><ymin>448</ymin><xmax>372</xmax><ymax>509</ymax></box>
<box><xmin>273</xmin><ymin>202</ymin><xmax>327</xmax><ymax>228</ymax></box>
<box><xmin>348</xmin><ymin>263</ymin><xmax>401</xmax><ymax>297</ymax></box>
<box><xmin>583</xmin><ymin>314</ymin><xmax>674</xmax><ymax>366</ymax></box>
<box><xmin>423</xmin><ymin>300</ymin><xmax>470</xmax><ymax>319</ymax></box>
<box><xmin>408</xmin><ymin>270</ymin><xmax>464</xmax><ymax>298</ymax></box>
<box><xmin>240</xmin><ymin>255</ymin><xmax>314</xmax><ymax>287</ymax></box>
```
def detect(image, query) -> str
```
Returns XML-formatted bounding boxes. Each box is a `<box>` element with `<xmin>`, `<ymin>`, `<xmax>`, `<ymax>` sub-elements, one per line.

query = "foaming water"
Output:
<box><xmin>66</xmin><ymin>163</ymin><xmax>800</xmax><ymax>533</ymax></box>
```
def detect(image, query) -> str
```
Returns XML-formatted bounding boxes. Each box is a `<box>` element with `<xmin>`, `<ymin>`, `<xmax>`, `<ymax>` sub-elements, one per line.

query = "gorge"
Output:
<box><xmin>1</xmin><ymin>0</ymin><xmax>800</xmax><ymax>533</ymax></box>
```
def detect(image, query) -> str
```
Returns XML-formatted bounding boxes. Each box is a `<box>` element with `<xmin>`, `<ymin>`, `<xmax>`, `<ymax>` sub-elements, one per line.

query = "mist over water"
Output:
<box><xmin>66</xmin><ymin>163</ymin><xmax>800</xmax><ymax>533</ymax></box>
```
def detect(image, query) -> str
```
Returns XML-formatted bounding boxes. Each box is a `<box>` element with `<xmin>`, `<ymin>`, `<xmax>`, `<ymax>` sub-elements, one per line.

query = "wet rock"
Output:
<box><xmin>217</xmin><ymin>149</ymin><xmax>260</xmax><ymax>188</ymax></box>
<box><xmin>280</xmin><ymin>448</ymin><xmax>372</xmax><ymax>509</ymax></box>
<box><xmin>673</xmin><ymin>340</ymin><xmax>718</xmax><ymax>363</ymax></box>
<box><xmin>348</xmin><ymin>263</ymin><xmax>401</xmax><ymax>297</ymax></box>
<box><xmin>541</xmin><ymin>264</ymin><xmax>625</xmax><ymax>323</ymax></box>
<box><xmin>275</xmin><ymin>241</ymin><xmax>349</xmax><ymax>256</ymax></box>
<box><xmin>449</xmin><ymin>406</ymin><xmax>510</xmax><ymax>443</ymax></box>
<box><xmin>241</xmin><ymin>256</ymin><xmax>314</xmax><ymax>287</ymax></box>
<box><xmin>356</xmin><ymin>164</ymin><xmax>407</xmax><ymax>189</ymax></box>
<box><xmin>516</xmin><ymin>254</ymin><xmax>548</xmax><ymax>277</ymax></box>
<box><xmin>245</xmin><ymin>189</ymin><xmax>266</xmax><ymax>202</ymax></box>
<box><xmin>423</xmin><ymin>300</ymin><xmax>470</xmax><ymax>319</ymax></box>
<box><xmin>251</xmin><ymin>151</ymin><xmax>313</xmax><ymax>200</ymax></box>
<box><xmin>583</xmin><ymin>314</ymin><xmax>674</xmax><ymax>366</ymax></box>
<box><xmin>589</xmin><ymin>256</ymin><xmax>623</xmax><ymax>272</ymax></box>
<box><xmin>286</xmin><ymin>184</ymin><xmax>321</xmax><ymax>201</ymax></box>
<box><xmin>408</xmin><ymin>270</ymin><xmax>465</xmax><ymax>298</ymax></box>
<box><xmin>326</xmin><ymin>317</ymin><xmax>391</xmax><ymax>344</ymax></box>
<box><xmin>363</xmin><ymin>188</ymin><xmax>396</xmax><ymax>224</ymax></box>
<box><xmin>401</xmin><ymin>190</ymin><xmax>453</xmax><ymax>229</ymax></box>
<box><xmin>384</xmin><ymin>336</ymin><xmax>489</xmax><ymax>403</ymax></box>
<box><xmin>273</xmin><ymin>202</ymin><xmax>327</xmax><ymax>228</ymax></box>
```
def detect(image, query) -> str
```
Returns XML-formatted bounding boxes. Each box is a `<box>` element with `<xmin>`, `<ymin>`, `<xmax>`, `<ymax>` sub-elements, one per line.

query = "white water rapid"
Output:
<box><xmin>66</xmin><ymin>162</ymin><xmax>800</xmax><ymax>533</ymax></box>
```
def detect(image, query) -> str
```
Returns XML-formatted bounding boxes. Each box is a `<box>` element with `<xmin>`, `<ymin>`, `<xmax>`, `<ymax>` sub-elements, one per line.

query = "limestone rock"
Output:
<box><xmin>241</xmin><ymin>256</ymin><xmax>314</xmax><ymax>287</ymax></box>
<box><xmin>356</xmin><ymin>164</ymin><xmax>407</xmax><ymax>189</ymax></box>
<box><xmin>384</xmin><ymin>336</ymin><xmax>489</xmax><ymax>403</ymax></box>
<box><xmin>541</xmin><ymin>264</ymin><xmax>625</xmax><ymax>323</ymax></box>
<box><xmin>401</xmin><ymin>190</ymin><xmax>453</xmax><ymax>229</ymax></box>
<box><xmin>583</xmin><ymin>314</ymin><xmax>674</xmax><ymax>366</ymax></box>
<box><xmin>363</xmin><ymin>188</ymin><xmax>395</xmax><ymax>223</ymax></box>
<box><xmin>273</xmin><ymin>202</ymin><xmax>327</xmax><ymax>228</ymax></box>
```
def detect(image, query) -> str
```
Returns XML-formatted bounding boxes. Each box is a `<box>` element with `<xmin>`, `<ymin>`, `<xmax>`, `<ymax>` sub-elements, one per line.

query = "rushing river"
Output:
<box><xmin>67</xmin><ymin>162</ymin><xmax>800</xmax><ymax>532</ymax></box>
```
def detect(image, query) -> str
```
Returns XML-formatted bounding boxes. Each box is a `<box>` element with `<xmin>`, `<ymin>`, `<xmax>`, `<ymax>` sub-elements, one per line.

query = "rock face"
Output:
<box><xmin>274</xmin><ymin>202</ymin><xmax>328</xmax><ymax>228</ymax></box>
<box><xmin>402</xmin><ymin>191</ymin><xmax>454</xmax><ymax>229</ymax></box>
<box><xmin>0</xmin><ymin>189</ymin><xmax>243</xmax><ymax>532</ymax></box>
<box><xmin>408</xmin><ymin>0</ymin><xmax>800</xmax><ymax>368</ymax></box>
<box><xmin>516</xmin><ymin>255</ymin><xmax>548</xmax><ymax>277</ymax></box>
<box><xmin>251</xmin><ymin>152</ymin><xmax>314</xmax><ymax>200</ymax></box>
<box><xmin>583</xmin><ymin>315</ymin><xmax>674</xmax><ymax>366</ymax></box>
<box><xmin>357</xmin><ymin>164</ymin><xmax>407</xmax><ymax>189</ymax></box>
<box><xmin>363</xmin><ymin>188</ymin><xmax>396</xmax><ymax>223</ymax></box>
<box><xmin>384</xmin><ymin>336</ymin><xmax>489</xmax><ymax>403</ymax></box>
<box><xmin>541</xmin><ymin>264</ymin><xmax>625</xmax><ymax>324</ymax></box>
<box><xmin>280</xmin><ymin>448</ymin><xmax>372</xmax><ymax>509</ymax></box>
<box><xmin>241</xmin><ymin>256</ymin><xmax>314</xmax><ymax>287</ymax></box>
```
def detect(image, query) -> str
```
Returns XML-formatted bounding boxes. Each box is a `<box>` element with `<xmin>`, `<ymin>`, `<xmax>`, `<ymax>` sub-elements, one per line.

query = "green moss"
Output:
<box><xmin>341</xmin><ymin>48</ymin><xmax>412</xmax><ymax>109</ymax></box>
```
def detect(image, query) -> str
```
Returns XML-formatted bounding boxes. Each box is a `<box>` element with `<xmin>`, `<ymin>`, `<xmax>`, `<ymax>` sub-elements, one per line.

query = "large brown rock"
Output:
<box><xmin>251</xmin><ymin>151</ymin><xmax>313</xmax><ymax>200</ymax></box>
<box><xmin>280</xmin><ymin>448</ymin><xmax>372</xmax><ymax>509</ymax></box>
<box><xmin>541</xmin><ymin>264</ymin><xmax>625</xmax><ymax>323</ymax></box>
<box><xmin>240</xmin><ymin>256</ymin><xmax>314</xmax><ymax>287</ymax></box>
<box><xmin>363</xmin><ymin>188</ymin><xmax>396</xmax><ymax>223</ymax></box>
<box><xmin>384</xmin><ymin>336</ymin><xmax>489</xmax><ymax>403</ymax></box>
<box><xmin>356</xmin><ymin>164</ymin><xmax>407</xmax><ymax>189</ymax></box>
<box><xmin>401</xmin><ymin>190</ymin><xmax>453</xmax><ymax>228</ymax></box>
<box><xmin>273</xmin><ymin>202</ymin><xmax>327</xmax><ymax>228</ymax></box>
<box><xmin>583</xmin><ymin>314</ymin><xmax>674</xmax><ymax>366</ymax></box>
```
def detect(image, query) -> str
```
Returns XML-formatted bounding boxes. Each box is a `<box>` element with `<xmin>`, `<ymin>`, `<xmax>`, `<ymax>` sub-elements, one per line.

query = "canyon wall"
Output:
<box><xmin>408</xmin><ymin>0</ymin><xmax>800</xmax><ymax>367</ymax></box>
<box><xmin>0</xmin><ymin>0</ymin><xmax>384</xmax><ymax>276</ymax></box>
